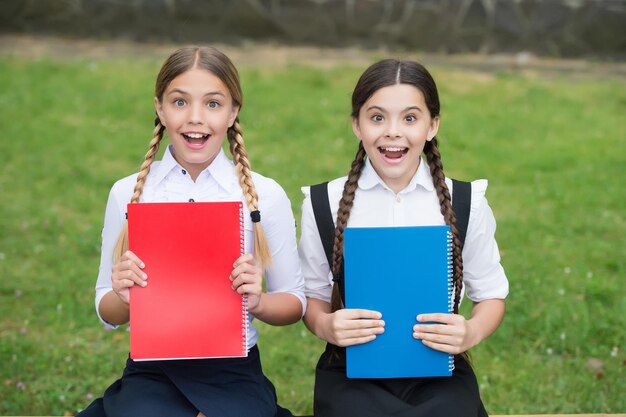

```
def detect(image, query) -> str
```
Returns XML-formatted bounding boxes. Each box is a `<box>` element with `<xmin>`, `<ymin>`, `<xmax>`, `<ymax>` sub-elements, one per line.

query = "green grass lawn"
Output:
<box><xmin>0</xmin><ymin>52</ymin><xmax>624</xmax><ymax>415</ymax></box>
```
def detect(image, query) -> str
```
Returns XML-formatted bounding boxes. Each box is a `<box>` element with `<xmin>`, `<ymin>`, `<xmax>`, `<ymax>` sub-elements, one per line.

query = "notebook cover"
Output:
<box><xmin>344</xmin><ymin>225</ymin><xmax>453</xmax><ymax>378</ymax></box>
<box><xmin>127</xmin><ymin>201</ymin><xmax>247</xmax><ymax>361</ymax></box>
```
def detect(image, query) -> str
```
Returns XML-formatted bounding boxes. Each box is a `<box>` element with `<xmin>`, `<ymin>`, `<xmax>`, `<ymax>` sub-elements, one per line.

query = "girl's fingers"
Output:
<box><xmin>121</xmin><ymin>250</ymin><xmax>145</xmax><ymax>268</ymax></box>
<box><xmin>416</xmin><ymin>313</ymin><xmax>453</xmax><ymax>324</ymax></box>
<box><xmin>231</xmin><ymin>272</ymin><xmax>262</xmax><ymax>294</ymax></box>
<box><xmin>342</xmin><ymin>319</ymin><xmax>385</xmax><ymax>330</ymax></box>
<box><xmin>117</xmin><ymin>279</ymin><xmax>136</xmax><ymax>290</ymax></box>
<box><xmin>326</xmin><ymin>309</ymin><xmax>386</xmax><ymax>346</ymax></box>
<box><xmin>231</xmin><ymin>272</ymin><xmax>261</xmax><ymax>289</ymax></box>
<box><xmin>115</xmin><ymin>267</ymin><xmax>147</xmax><ymax>287</ymax></box>
<box><xmin>340</xmin><ymin>334</ymin><xmax>378</xmax><ymax>347</ymax></box>
<box><xmin>113</xmin><ymin>254</ymin><xmax>147</xmax><ymax>287</ymax></box>
<box><xmin>413</xmin><ymin>331</ymin><xmax>454</xmax><ymax>345</ymax></box>
<box><xmin>420</xmin><ymin>339</ymin><xmax>462</xmax><ymax>355</ymax></box>
<box><xmin>234</xmin><ymin>283</ymin><xmax>261</xmax><ymax>296</ymax></box>
<box><xmin>232</xmin><ymin>253</ymin><xmax>255</xmax><ymax>269</ymax></box>
<box><xmin>230</xmin><ymin>260</ymin><xmax>261</xmax><ymax>282</ymax></box>
<box><xmin>330</xmin><ymin>313</ymin><xmax>385</xmax><ymax>332</ymax></box>
<box><xmin>414</xmin><ymin>314</ymin><xmax>465</xmax><ymax>336</ymax></box>
<box><xmin>336</xmin><ymin>328</ymin><xmax>383</xmax><ymax>347</ymax></box>
<box><xmin>339</xmin><ymin>308</ymin><xmax>382</xmax><ymax>320</ymax></box>
<box><xmin>349</xmin><ymin>309</ymin><xmax>383</xmax><ymax>320</ymax></box>
<box><xmin>345</xmin><ymin>327</ymin><xmax>385</xmax><ymax>338</ymax></box>
<box><xmin>413</xmin><ymin>323</ymin><xmax>453</xmax><ymax>335</ymax></box>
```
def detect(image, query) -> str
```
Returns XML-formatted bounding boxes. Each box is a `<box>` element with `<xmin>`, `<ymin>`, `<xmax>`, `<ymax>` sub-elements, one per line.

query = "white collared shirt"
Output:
<box><xmin>299</xmin><ymin>156</ymin><xmax>509</xmax><ymax>304</ymax></box>
<box><xmin>95</xmin><ymin>145</ymin><xmax>305</xmax><ymax>349</ymax></box>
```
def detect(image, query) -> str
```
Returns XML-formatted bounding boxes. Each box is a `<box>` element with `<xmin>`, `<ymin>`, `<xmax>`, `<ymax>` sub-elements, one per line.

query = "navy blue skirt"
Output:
<box><xmin>313</xmin><ymin>344</ymin><xmax>488</xmax><ymax>417</ymax></box>
<box><xmin>77</xmin><ymin>345</ymin><xmax>293</xmax><ymax>417</ymax></box>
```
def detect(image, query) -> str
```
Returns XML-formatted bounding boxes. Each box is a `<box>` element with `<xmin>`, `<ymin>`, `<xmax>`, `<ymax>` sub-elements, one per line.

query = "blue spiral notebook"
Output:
<box><xmin>344</xmin><ymin>225</ymin><xmax>454</xmax><ymax>378</ymax></box>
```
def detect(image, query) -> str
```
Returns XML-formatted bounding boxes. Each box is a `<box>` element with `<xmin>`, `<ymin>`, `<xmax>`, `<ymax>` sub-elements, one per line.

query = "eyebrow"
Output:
<box><xmin>366</xmin><ymin>105</ymin><xmax>424</xmax><ymax>113</ymax></box>
<box><xmin>166</xmin><ymin>88</ymin><xmax>226</xmax><ymax>98</ymax></box>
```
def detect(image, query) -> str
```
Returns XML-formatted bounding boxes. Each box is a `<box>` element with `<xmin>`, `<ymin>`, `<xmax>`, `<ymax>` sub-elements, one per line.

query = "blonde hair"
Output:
<box><xmin>113</xmin><ymin>46</ymin><xmax>272</xmax><ymax>267</ymax></box>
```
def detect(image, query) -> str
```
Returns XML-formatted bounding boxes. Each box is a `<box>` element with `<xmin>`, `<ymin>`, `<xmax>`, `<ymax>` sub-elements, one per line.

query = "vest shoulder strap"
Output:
<box><xmin>310</xmin><ymin>181</ymin><xmax>335</xmax><ymax>269</ymax></box>
<box><xmin>451</xmin><ymin>179</ymin><xmax>472</xmax><ymax>249</ymax></box>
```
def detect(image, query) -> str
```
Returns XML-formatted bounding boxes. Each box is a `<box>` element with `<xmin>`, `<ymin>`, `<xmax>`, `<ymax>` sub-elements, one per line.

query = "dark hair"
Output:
<box><xmin>114</xmin><ymin>46</ymin><xmax>272</xmax><ymax>266</ymax></box>
<box><xmin>330</xmin><ymin>59</ymin><xmax>464</xmax><ymax>316</ymax></box>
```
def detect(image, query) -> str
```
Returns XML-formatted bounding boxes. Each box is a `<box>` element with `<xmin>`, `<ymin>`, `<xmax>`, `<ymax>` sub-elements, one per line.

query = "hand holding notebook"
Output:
<box><xmin>230</xmin><ymin>253</ymin><xmax>263</xmax><ymax>313</ymax></box>
<box><xmin>413</xmin><ymin>309</ymin><xmax>480</xmax><ymax>355</ymax></box>
<box><xmin>318</xmin><ymin>307</ymin><xmax>385</xmax><ymax>348</ymax></box>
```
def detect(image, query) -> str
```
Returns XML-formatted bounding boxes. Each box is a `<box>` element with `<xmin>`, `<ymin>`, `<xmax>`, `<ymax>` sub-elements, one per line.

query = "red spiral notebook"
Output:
<box><xmin>127</xmin><ymin>201</ymin><xmax>247</xmax><ymax>361</ymax></box>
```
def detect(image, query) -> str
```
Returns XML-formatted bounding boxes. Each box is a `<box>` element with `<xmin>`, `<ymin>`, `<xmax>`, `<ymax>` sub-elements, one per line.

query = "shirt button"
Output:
<box><xmin>189</xmin><ymin>198</ymin><xmax>195</xmax><ymax>202</ymax></box>
<box><xmin>182</xmin><ymin>169</ymin><xmax>187</xmax><ymax>175</ymax></box>
<box><xmin>396</xmin><ymin>196</ymin><xmax>401</xmax><ymax>203</ymax></box>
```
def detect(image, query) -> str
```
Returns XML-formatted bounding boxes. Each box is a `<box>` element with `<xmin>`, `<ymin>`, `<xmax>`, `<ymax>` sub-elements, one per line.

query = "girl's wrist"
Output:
<box><xmin>317</xmin><ymin>311</ymin><xmax>335</xmax><ymax>343</ymax></box>
<box><xmin>247</xmin><ymin>293</ymin><xmax>264</xmax><ymax>317</ymax></box>
<box><xmin>465</xmin><ymin>317</ymin><xmax>483</xmax><ymax>349</ymax></box>
<box><xmin>116</xmin><ymin>292</ymin><xmax>130</xmax><ymax>307</ymax></box>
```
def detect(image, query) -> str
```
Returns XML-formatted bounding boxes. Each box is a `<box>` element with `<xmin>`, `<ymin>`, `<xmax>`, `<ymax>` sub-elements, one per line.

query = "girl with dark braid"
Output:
<box><xmin>299</xmin><ymin>59</ymin><xmax>509</xmax><ymax>416</ymax></box>
<box><xmin>78</xmin><ymin>46</ymin><xmax>303</xmax><ymax>417</ymax></box>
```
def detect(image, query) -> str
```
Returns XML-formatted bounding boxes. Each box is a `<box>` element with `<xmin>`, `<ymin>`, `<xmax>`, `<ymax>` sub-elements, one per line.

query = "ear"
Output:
<box><xmin>228</xmin><ymin>105</ymin><xmax>240</xmax><ymax>128</ymax></box>
<box><xmin>426</xmin><ymin>115</ymin><xmax>440</xmax><ymax>142</ymax></box>
<box><xmin>154</xmin><ymin>97</ymin><xmax>165</xmax><ymax>128</ymax></box>
<box><xmin>351</xmin><ymin>117</ymin><xmax>362</xmax><ymax>141</ymax></box>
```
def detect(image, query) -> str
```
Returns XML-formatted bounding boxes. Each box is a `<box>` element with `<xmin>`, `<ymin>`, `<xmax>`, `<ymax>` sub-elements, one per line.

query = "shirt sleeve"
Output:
<box><xmin>462</xmin><ymin>180</ymin><xmax>509</xmax><ymax>302</ymax></box>
<box><xmin>298</xmin><ymin>186</ymin><xmax>334</xmax><ymax>304</ymax></box>
<box><xmin>94</xmin><ymin>184</ymin><xmax>126</xmax><ymax>329</ymax></box>
<box><xmin>259</xmin><ymin>180</ymin><xmax>307</xmax><ymax>316</ymax></box>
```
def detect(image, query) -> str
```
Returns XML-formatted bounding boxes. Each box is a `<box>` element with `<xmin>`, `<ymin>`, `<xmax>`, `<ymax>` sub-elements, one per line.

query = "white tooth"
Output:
<box><xmin>187</xmin><ymin>133</ymin><xmax>204</xmax><ymax>138</ymax></box>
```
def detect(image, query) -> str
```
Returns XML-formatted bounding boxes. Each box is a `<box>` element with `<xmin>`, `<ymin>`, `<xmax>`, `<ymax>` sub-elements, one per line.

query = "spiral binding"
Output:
<box><xmin>446</xmin><ymin>230</ymin><xmax>455</xmax><ymax>373</ymax></box>
<box><xmin>239</xmin><ymin>203</ymin><xmax>248</xmax><ymax>356</ymax></box>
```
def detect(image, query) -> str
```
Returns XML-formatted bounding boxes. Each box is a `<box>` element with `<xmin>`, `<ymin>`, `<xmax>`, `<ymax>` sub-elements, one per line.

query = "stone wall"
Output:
<box><xmin>1</xmin><ymin>0</ymin><xmax>625</xmax><ymax>59</ymax></box>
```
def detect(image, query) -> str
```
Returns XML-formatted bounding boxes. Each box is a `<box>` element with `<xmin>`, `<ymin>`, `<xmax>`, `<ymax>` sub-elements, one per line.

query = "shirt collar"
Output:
<box><xmin>207</xmin><ymin>148</ymin><xmax>238</xmax><ymax>192</ymax></box>
<box><xmin>150</xmin><ymin>145</ymin><xmax>237</xmax><ymax>191</ymax></box>
<box><xmin>150</xmin><ymin>145</ymin><xmax>179</xmax><ymax>186</ymax></box>
<box><xmin>358</xmin><ymin>156</ymin><xmax>434</xmax><ymax>193</ymax></box>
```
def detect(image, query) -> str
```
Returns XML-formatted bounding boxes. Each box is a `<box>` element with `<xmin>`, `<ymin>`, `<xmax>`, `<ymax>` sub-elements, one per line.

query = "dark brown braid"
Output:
<box><xmin>423</xmin><ymin>138</ymin><xmax>464</xmax><ymax>314</ymax></box>
<box><xmin>329</xmin><ymin>142</ymin><xmax>367</xmax><ymax>312</ymax></box>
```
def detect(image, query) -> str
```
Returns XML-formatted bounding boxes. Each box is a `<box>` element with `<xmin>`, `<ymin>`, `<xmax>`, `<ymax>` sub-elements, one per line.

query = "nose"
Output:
<box><xmin>188</xmin><ymin>103</ymin><xmax>203</xmax><ymax>125</ymax></box>
<box><xmin>384</xmin><ymin>120</ymin><xmax>401</xmax><ymax>138</ymax></box>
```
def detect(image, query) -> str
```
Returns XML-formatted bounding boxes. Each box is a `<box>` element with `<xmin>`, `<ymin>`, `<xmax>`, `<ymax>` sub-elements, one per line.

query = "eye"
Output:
<box><xmin>405</xmin><ymin>114</ymin><xmax>417</xmax><ymax>122</ymax></box>
<box><xmin>173</xmin><ymin>98</ymin><xmax>185</xmax><ymax>107</ymax></box>
<box><xmin>207</xmin><ymin>101</ymin><xmax>220</xmax><ymax>109</ymax></box>
<box><xmin>371</xmin><ymin>114</ymin><xmax>384</xmax><ymax>122</ymax></box>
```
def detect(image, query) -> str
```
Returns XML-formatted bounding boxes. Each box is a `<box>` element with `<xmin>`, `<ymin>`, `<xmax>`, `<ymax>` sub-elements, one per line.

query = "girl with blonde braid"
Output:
<box><xmin>299</xmin><ymin>59</ymin><xmax>509</xmax><ymax>416</ymax></box>
<box><xmin>78</xmin><ymin>46</ymin><xmax>304</xmax><ymax>417</ymax></box>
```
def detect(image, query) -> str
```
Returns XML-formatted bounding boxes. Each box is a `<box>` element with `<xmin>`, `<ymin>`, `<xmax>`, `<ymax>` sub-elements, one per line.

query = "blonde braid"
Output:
<box><xmin>113</xmin><ymin>119</ymin><xmax>165</xmax><ymax>262</ymax></box>
<box><xmin>227</xmin><ymin>119</ymin><xmax>272</xmax><ymax>267</ymax></box>
<box><xmin>424</xmin><ymin>138</ymin><xmax>464</xmax><ymax>314</ymax></box>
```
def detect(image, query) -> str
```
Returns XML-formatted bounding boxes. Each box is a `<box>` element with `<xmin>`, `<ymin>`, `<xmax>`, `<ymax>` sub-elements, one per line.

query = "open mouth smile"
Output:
<box><xmin>378</xmin><ymin>146</ymin><xmax>408</xmax><ymax>159</ymax></box>
<box><xmin>182</xmin><ymin>132</ymin><xmax>210</xmax><ymax>147</ymax></box>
